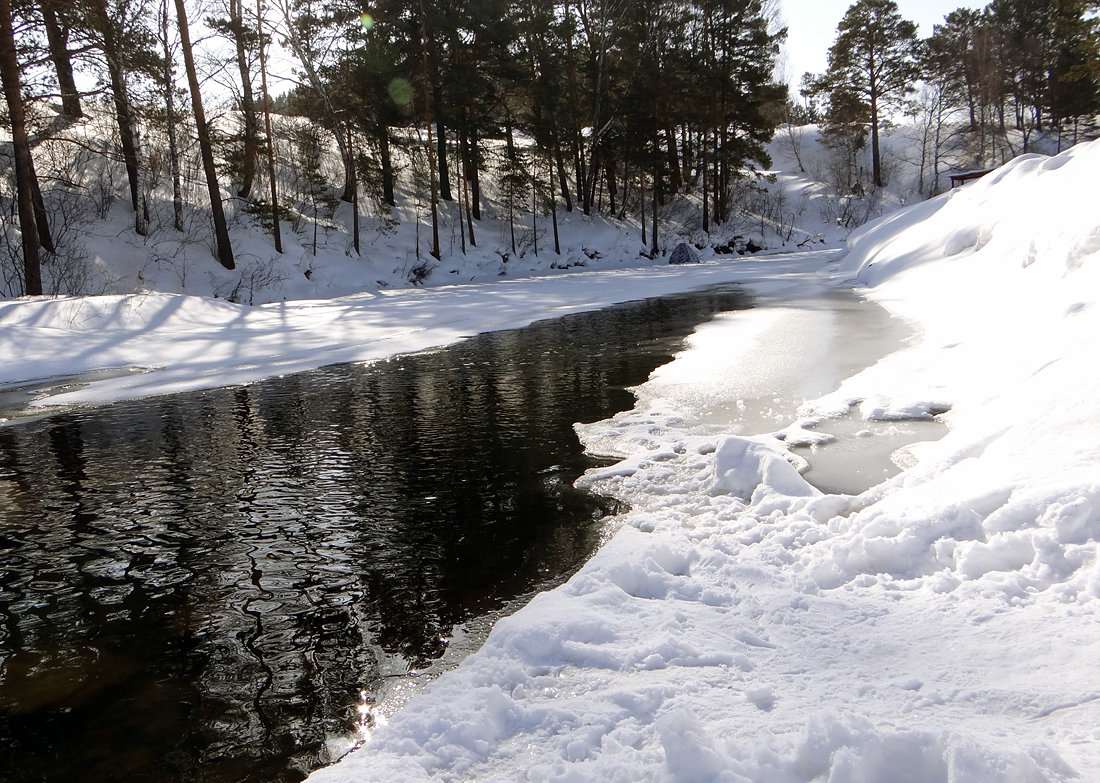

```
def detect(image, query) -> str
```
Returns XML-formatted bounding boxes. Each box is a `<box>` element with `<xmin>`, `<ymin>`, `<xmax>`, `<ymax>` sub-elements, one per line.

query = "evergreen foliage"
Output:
<box><xmin>815</xmin><ymin>0</ymin><xmax>920</xmax><ymax>188</ymax></box>
<box><xmin>806</xmin><ymin>0</ymin><xmax>1100</xmax><ymax>193</ymax></box>
<box><xmin>3</xmin><ymin>0</ymin><xmax>1100</xmax><ymax>294</ymax></box>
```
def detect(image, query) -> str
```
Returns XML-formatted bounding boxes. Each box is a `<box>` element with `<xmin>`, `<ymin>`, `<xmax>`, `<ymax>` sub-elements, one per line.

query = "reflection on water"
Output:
<box><xmin>0</xmin><ymin>286</ymin><xmax>751</xmax><ymax>783</ymax></box>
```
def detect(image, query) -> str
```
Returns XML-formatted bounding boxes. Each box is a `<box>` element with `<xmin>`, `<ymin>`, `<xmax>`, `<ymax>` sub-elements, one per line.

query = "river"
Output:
<box><xmin>0</xmin><ymin>286</ymin><xmax>753</xmax><ymax>782</ymax></box>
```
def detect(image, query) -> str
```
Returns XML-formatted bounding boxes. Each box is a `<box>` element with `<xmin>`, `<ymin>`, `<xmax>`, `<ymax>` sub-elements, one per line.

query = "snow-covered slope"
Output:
<box><xmin>304</xmin><ymin>141</ymin><xmax>1100</xmax><ymax>781</ymax></box>
<box><xmin>5</xmin><ymin>110</ymin><xmax>828</xmax><ymax>305</ymax></box>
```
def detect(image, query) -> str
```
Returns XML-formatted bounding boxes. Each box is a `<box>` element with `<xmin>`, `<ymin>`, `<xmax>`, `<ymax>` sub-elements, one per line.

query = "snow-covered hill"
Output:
<box><xmin>6</xmin><ymin>103</ymin><xmax>1085</xmax><ymax>306</ymax></box>
<box><xmin>9</xmin><ymin>109</ymin><xmax>825</xmax><ymax>304</ymax></box>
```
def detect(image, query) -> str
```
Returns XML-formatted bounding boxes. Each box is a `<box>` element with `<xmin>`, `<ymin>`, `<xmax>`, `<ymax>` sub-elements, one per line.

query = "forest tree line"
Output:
<box><xmin>802</xmin><ymin>0</ymin><xmax>1100</xmax><ymax>194</ymax></box>
<box><xmin>0</xmin><ymin>0</ymin><xmax>788</xmax><ymax>295</ymax></box>
<box><xmin>2</xmin><ymin>0</ymin><xmax>1099</xmax><ymax>296</ymax></box>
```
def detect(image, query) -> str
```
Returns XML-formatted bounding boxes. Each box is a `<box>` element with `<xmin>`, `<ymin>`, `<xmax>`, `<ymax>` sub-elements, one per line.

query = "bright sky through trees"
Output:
<box><xmin>778</xmin><ymin>0</ymin><xmax>976</xmax><ymax>88</ymax></box>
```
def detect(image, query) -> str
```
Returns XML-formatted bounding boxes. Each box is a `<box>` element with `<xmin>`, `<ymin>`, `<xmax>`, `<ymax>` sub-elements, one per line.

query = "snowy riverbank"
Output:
<box><xmin>0</xmin><ymin>253</ymin><xmax>829</xmax><ymax>414</ymax></box>
<box><xmin>2</xmin><ymin>139</ymin><xmax>1099</xmax><ymax>781</ymax></box>
<box><xmin>302</xmin><ymin>142</ymin><xmax>1100</xmax><ymax>781</ymax></box>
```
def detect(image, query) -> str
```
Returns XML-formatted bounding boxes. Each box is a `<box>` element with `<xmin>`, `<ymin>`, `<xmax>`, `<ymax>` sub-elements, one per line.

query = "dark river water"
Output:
<box><xmin>0</xmin><ymin>286</ymin><xmax>751</xmax><ymax>783</ymax></box>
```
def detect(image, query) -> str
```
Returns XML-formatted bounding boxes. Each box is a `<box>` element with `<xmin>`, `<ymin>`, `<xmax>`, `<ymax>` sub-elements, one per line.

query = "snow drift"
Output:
<box><xmin>308</xmin><ymin>140</ymin><xmax>1100</xmax><ymax>781</ymax></box>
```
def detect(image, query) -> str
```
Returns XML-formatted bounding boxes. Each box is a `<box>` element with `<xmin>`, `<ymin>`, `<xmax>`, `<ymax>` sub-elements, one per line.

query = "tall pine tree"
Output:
<box><xmin>820</xmin><ymin>0</ymin><xmax>918</xmax><ymax>188</ymax></box>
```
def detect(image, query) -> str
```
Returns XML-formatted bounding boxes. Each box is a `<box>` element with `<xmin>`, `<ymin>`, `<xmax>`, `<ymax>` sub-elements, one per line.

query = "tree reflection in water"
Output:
<box><xmin>0</xmin><ymin>285</ymin><xmax>751</xmax><ymax>782</ymax></box>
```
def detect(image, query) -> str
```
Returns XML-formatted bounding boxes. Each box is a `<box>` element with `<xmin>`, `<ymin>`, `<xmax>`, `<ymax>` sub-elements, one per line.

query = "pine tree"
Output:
<box><xmin>255</xmin><ymin>0</ymin><xmax>281</xmax><ymax>252</ymax></box>
<box><xmin>155</xmin><ymin>0</ymin><xmax>184</xmax><ymax>231</ymax></box>
<box><xmin>1048</xmin><ymin>0</ymin><xmax>1100</xmax><ymax>139</ymax></box>
<box><xmin>341</xmin><ymin>31</ymin><xmax>407</xmax><ymax>209</ymax></box>
<box><xmin>820</xmin><ymin>0</ymin><xmax>919</xmax><ymax>188</ymax></box>
<box><xmin>76</xmin><ymin>0</ymin><xmax>159</xmax><ymax>233</ymax></box>
<box><xmin>207</xmin><ymin>0</ymin><xmax>260</xmax><ymax>198</ymax></box>
<box><xmin>37</xmin><ymin>0</ymin><xmax>82</xmax><ymax>117</ymax></box>
<box><xmin>924</xmin><ymin>9</ymin><xmax>984</xmax><ymax>130</ymax></box>
<box><xmin>271</xmin><ymin>0</ymin><xmax>358</xmax><ymax>202</ymax></box>
<box><xmin>989</xmin><ymin>0</ymin><xmax>1053</xmax><ymax>135</ymax></box>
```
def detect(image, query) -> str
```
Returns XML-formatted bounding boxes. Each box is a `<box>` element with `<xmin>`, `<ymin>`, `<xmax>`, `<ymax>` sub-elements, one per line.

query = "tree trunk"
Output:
<box><xmin>175</xmin><ymin>0</ymin><xmax>234</xmax><ymax>269</ymax></box>
<box><xmin>978</xmin><ymin>100</ymin><xmax>987</xmax><ymax>165</ymax></box>
<box><xmin>0</xmin><ymin>0</ymin><xmax>44</xmax><ymax>294</ymax></box>
<box><xmin>29</xmin><ymin>156</ymin><xmax>54</xmax><ymax>251</ymax></box>
<box><xmin>713</xmin><ymin>129</ymin><xmax>723</xmax><ymax>224</ymax></box>
<box><xmin>97</xmin><ymin>2</ymin><xmax>141</xmax><ymax>218</ymax></box>
<box><xmin>90</xmin><ymin>0</ymin><xmax>144</xmax><ymax>234</ymax></box>
<box><xmin>618</xmin><ymin>161</ymin><xmax>630</xmax><ymax>220</ymax></box>
<box><xmin>378</xmin><ymin>124</ymin><xmax>395</xmax><ymax>206</ymax></box>
<box><xmin>554</xmin><ymin>139</ymin><xmax>572</xmax><ymax>212</ymax></box>
<box><xmin>433</xmin><ymin>89</ymin><xmax>451</xmax><ymax>201</ymax></box>
<box><xmin>651</xmin><ymin>148</ymin><xmax>659</xmax><ymax>258</ymax></box>
<box><xmin>665</xmin><ymin>127</ymin><xmax>681</xmax><ymax>193</ymax></box>
<box><xmin>256</xmin><ymin>0</ymin><xmax>281</xmax><ymax>252</ymax></box>
<box><xmin>167</xmin><ymin>113</ymin><xmax>183</xmax><ymax>232</ymax></box>
<box><xmin>868</xmin><ymin>53</ymin><xmax>882</xmax><ymax>188</ymax></box>
<box><xmin>681</xmin><ymin>125</ymin><xmax>691</xmax><ymax>184</ymax></box>
<box><xmin>417</xmin><ymin>0</ymin><xmax>440</xmax><ymax>260</ymax></box>
<box><xmin>931</xmin><ymin>95</ymin><xmax>944</xmax><ymax>197</ymax></box>
<box><xmin>230</xmin><ymin>0</ymin><xmax>257</xmax><ymax>198</ymax></box>
<box><xmin>463</xmin><ymin>163</ymin><xmax>476</xmax><ymax>248</ymax></box>
<box><xmin>459</xmin><ymin>127</ymin><xmax>475</xmax><ymax>246</ymax></box>
<box><xmin>424</xmin><ymin>135</ymin><xmax>440</xmax><ymax>261</ymax></box>
<box><xmin>348</xmin><ymin>123</ymin><xmax>359</xmax><ymax>255</ymax></box>
<box><xmin>470</xmin><ymin>130</ymin><xmax>482</xmax><ymax>221</ymax></box>
<box><xmin>701</xmin><ymin>129</ymin><xmax>709</xmax><ymax>234</ymax></box>
<box><xmin>578</xmin><ymin>130</ymin><xmax>591</xmax><ymax>215</ymax></box>
<box><xmin>455</xmin><ymin>138</ymin><xmax>465</xmax><ymax>254</ymax></box>
<box><xmin>870</xmin><ymin>92</ymin><xmax>882</xmax><ymax>188</ymax></box>
<box><xmin>39</xmin><ymin>0</ymin><xmax>81</xmax><ymax>117</ymax></box>
<box><xmin>586</xmin><ymin>146</ymin><xmax>601</xmax><ymax>215</ymax></box>
<box><xmin>549</xmin><ymin>157</ymin><xmax>559</xmax><ymax>254</ymax></box>
<box><xmin>605</xmin><ymin>159</ymin><xmax>616</xmax><ymax>215</ymax></box>
<box><xmin>274</xmin><ymin>0</ymin><xmax>354</xmax><ymax>201</ymax></box>
<box><xmin>965</xmin><ymin>80</ymin><xmax>977</xmax><ymax>129</ymax></box>
<box><xmin>505</xmin><ymin>114</ymin><xmax>517</xmax><ymax>254</ymax></box>
<box><xmin>459</xmin><ymin>105</ymin><xmax>482</xmax><ymax>220</ymax></box>
<box><xmin>159</xmin><ymin>0</ymin><xmax>183</xmax><ymax>231</ymax></box>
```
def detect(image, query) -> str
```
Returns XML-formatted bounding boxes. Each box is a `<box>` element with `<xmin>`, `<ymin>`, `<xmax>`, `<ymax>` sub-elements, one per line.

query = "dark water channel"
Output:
<box><xmin>0</xmin><ymin>286</ymin><xmax>751</xmax><ymax>783</ymax></box>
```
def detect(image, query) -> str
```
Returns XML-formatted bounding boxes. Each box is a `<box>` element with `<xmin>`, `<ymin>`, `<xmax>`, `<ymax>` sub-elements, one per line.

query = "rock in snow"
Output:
<box><xmin>668</xmin><ymin>242</ymin><xmax>700</xmax><ymax>265</ymax></box>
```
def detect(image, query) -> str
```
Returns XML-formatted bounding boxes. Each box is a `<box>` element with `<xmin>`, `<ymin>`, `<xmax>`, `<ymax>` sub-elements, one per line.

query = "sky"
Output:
<box><xmin>778</xmin><ymin>0</ymin><xmax>979</xmax><ymax>90</ymax></box>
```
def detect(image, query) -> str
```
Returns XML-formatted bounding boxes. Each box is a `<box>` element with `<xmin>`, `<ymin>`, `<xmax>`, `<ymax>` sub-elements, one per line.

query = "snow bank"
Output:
<box><xmin>0</xmin><ymin>257</ymin><xmax>825</xmax><ymax>409</ymax></box>
<box><xmin>308</xmin><ymin>141</ymin><xmax>1100</xmax><ymax>781</ymax></box>
<box><xmin>815</xmin><ymin>140</ymin><xmax>1100</xmax><ymax>593</ymax></box>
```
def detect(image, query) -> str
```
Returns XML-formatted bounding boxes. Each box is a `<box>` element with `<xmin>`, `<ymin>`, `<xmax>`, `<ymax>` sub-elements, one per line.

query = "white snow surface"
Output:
<box><xmin>3</xmin><ymin>140</ymin><xmax>1100</xmax><ymax>781</ymax></box>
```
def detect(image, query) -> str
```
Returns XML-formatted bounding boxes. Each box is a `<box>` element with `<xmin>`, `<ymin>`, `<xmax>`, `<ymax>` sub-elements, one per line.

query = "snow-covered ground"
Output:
<box><xmin>2</xmin><ymin>137</ymin><xmax>1099</xmax><ymax>781</ymax></box>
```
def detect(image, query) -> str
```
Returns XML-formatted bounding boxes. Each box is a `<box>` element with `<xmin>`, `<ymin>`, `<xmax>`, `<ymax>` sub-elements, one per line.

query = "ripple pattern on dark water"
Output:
<box><xmin>0</xmin><ymin>286</ymin><xmax>751</xmax><ymax>782</ymax></box>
